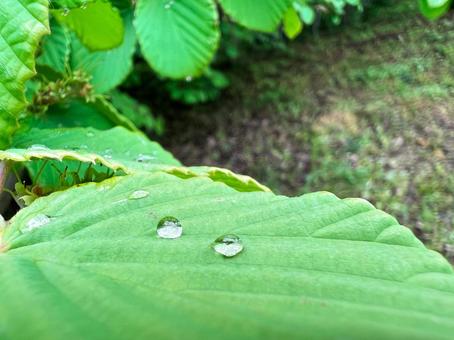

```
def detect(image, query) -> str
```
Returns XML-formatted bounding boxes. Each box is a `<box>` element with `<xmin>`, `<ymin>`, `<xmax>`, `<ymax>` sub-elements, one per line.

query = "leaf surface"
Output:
<box><xmin>134</xmin><ymin>0</ymin><xmax>220</xmax><ymax>78</ymax></box>
<box><xmin>1</xmin><ymin>173</ymin><xmax>454</xmax><ymax>339</ymax></box>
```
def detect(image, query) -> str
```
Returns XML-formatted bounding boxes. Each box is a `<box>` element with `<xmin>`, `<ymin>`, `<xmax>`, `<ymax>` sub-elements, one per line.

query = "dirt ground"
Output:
<box><xmin>151</xmin><ymin>2</ymin><xmax>454</xmax><ymax>259</ymax></box>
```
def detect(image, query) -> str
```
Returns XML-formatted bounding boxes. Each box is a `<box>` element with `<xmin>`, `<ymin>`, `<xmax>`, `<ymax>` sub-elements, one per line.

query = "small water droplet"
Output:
<box><xmin>136</xmin><ymin>154</ymin><xmax>155</xmax><ymax>163</ymax></box>
<box><xmin>212</xmin><ymin>234</ymin><xmax>243</xmax><ymax>257</ymax></box>
<box><xmin>62</xmin><ymin>7</ymin><xmax>70</xmax><ymax>16</ymax></box>
<box><xmin>157</xmin><ymin>216</ymin><xmax>182</xmax><ymax>239</ymax></box>
<box><xmin>24</xmin><ymin>214</ymin><xmax>51</xmax><ymax>232</ymax></box>
<box><xmin>0</xmin><ymin>214</ymin><xmax>5</xmax><ymax>229</ymax></box>
<box><xmin>129</xmin><ymin>190</ymin><xmax>149</xmax><ymax>200</ymax></box>
<box><xmin>86</xmin><ymin>131</ymin><xmax>95</xmax><ymax>137</ymax></box>
<box><xmin>185</xmin><ymin>76</ymin><xmax>193</xmax><ymax>82</ymax></box>
<box><xmin>28</xmin><ymin>144</ymin><xmax>49</xmax><ymax>151</ymax></box>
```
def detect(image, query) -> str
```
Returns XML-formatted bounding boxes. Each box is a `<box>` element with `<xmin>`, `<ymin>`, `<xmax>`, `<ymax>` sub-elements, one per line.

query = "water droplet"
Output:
<box><xmin>212</xmin><ymin>234</ymin><xmax>243</xmax><ymax>257</ymax></box>
<box><xmin>24</xmin><ymin>214</ymin><xmax>51</xmax><ymax>232</ymax></box>
<box><xmin>86</xmin><ymin>131</ymin><xmax>95</xmax><ymax>137</ymax></box>
<box><xmin>129</xmin><ymin>190</ymin><xmax>149</xmax><ymax>200</ymax></box>
<box><xmin>185</xmin><ymin>76</ymin><xmax>193</xmax><ymax>82</ymax></box>
<box><xmin>157</xmin><ymin>216</ymin><xmax>182</xmax><ymax>239</ymax></box>
<box><xmin>62</xmin><ymin>7</ymin><xmax>70</xmax><ymax>16</ymax></box>
<box><xmin>136</xmin><ymin>154</ymin><xmax>155</xmax><ymax>163</ymax></box>
<box><xmin>28</xmin><ymin>144</ymin><xmax>50</xmax><ymax>151</ymax></box>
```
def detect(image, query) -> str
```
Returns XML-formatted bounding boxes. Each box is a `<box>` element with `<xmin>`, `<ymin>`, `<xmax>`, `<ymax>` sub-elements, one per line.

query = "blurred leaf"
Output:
<box><xmin>219</xmin><ymin>0</ymin><xmax>293</xmax><ymax>32</ymax></box>
<box><xmin>134</xmin><ymin>0</ymin><xmax>220</xmax><ymax>78</ymax></box>
<box><xmin>53</xmin><ymin>1</ymin><xmax>124</xmax><ymax>51</ymax></box>
<box><xmin>283</xmin><ymin>7</ymin><xmax>303</xmax><ymax>39</ymax></box>
<box><xmin>419</xmin><ymin>0</ymin><xmax>452</xmax><ymax>19</ymax></box>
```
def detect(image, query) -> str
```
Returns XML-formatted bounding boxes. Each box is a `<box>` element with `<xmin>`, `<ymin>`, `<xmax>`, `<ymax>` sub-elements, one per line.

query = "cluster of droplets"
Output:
<box><xmin>155</xmin><ymin>216</ymin><xmax>243</xmax><ymax>257</ymax></box>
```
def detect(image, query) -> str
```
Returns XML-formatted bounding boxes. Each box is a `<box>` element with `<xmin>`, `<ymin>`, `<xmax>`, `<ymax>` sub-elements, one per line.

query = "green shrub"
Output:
<box><xmin>0</xmin><ymin>0</ymin><xmax>454</xmax><ymax>338</ymax></box>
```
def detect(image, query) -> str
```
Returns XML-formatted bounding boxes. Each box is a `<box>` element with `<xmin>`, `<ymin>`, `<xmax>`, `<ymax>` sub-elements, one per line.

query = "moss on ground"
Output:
<box><xmin>154</xmin><ymin>1</ymin><xmax>454</xmax><ymax>259</ymax></box>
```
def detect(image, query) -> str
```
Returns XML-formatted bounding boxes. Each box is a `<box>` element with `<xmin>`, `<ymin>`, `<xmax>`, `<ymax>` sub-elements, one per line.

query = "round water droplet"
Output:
<box><xmin>129</xmin><ymin>190</ymin><xmax>149</xmax><ymax>200</ymax></box>
<box><xmin>62</xmin><ymin>7</ymin><xmax>70</xmax><ymax>16</ymax></box>
<box><xmin>24</xmin><ymin>214</ymin><xmax>51</xmax><ymax>232</ymax></box>
<box><xmin>185</xmin><ymin>76</ymin><xmax>193</xmax><ymax>82</ymax></box>
<box><xmin>136</xmin><ymin>154</ymin><xmax>155</xmax><ymax>163</ymax></box>
<box><xmin>212</xmin><ymin>234</ymin><xmax>243</xmax><ymax>257</ymax></box>
<box><xmin>28</xmin><ymin>144</ymin><xmax>49</xmax><ymax>151</ymax></box>
<box><xmin>157</xmin><ymin>216</ymin><xmax>182</xmax><ymax>239</ymax></box>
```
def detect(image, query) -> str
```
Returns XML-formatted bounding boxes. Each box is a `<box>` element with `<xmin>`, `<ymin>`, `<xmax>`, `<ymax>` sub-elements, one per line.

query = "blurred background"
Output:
<box><xmin>122</xmin><ymin>1</ymin><xmax>454</xmax><ymax>260</ymax></box>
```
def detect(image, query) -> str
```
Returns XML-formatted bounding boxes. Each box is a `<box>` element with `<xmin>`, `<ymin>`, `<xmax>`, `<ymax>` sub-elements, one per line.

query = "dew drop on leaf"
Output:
<box><xmin>86</xmin><ymin>131</ymin><xmax>95</xmax><ymax>137</ymax></box>
<box><xmin>28</xmin><ymin>144</ymin><xmax>49</xmax><ymax>151</ymax></box>
<box><xmin>62</xmin><ymin>7</ymin><xmax>70</xmax><ymax>16</ymax></box>
<box><xmin>136</xmin><ymin>154</ymin><xmax>155</xmax><ymax>163</ymax></box>
<box><xmin>129</xmin><ymin>190</ymin><xmax>149</xmax><ymax>200</ymax></box>
<box><xmin>212</xmin><ymin>234</ymin><xmax>243</xmax><ymax>257</ymax></box>
<box><xmin>185</xmin><ymin>76</ymin><xmax>192</xmax><ymax>82</ymax></box>
<box><xmin>157</xmin><ymin>216</ymin><xmax>182</xmax><ymax>239</ymax></box>
<box><xmin>24</xmin><ymin>214</ymin><xmax>51</xmax><ymax>232</ymax></box>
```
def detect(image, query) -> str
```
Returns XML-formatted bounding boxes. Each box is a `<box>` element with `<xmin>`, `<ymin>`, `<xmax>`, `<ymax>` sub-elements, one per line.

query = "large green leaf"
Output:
<box><xmin>219</xmin><ymin>0</ymin><xmax>292</xmax><ymax>32</ymax></box>
<box><xmin>1</xmin><ymin>172</ymin><xmax>454</xmax><ymax>338</ymax></box>
<box><xmin>0</xmin><ymin>0</ymin><xmax>49</xmax><ymax>148</ymax></box>
<box><xmin>53</xmin><ymin>1</ymin><xmax>124</xmax><ymax>51</ymax></box>
<box><xmin>134</xmin><ymin>0</ymin><xmax>220</xmax><ymax>78</ymax></box>
<box><xmin>70</xmin><ymin>11</ymin><xmax>136</xmax><ymax>93</ymax></box>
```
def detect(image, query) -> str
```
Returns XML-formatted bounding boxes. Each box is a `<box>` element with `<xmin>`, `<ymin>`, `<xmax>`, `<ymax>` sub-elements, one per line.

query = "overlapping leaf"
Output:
<box><xmin>0</xmin><ymin>0</ymin><xmax>49</xmax><ymax>148</ymax></box>
<box><xmin>0</xmin><ymin>172</ymin><xmax>454</xmax><ymax>338</ymax></box>
<box><xmin>0</xmin><ymin>127</ymin><xmax>268</xmax><ymax>192</ymax></box>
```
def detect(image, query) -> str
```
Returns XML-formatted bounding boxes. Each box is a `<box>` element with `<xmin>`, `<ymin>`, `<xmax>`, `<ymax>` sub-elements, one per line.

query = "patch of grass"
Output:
<box><xmin>152</xmin><ymin>1</ymin><xmax>454</xmax><ymax>260</ymax></box>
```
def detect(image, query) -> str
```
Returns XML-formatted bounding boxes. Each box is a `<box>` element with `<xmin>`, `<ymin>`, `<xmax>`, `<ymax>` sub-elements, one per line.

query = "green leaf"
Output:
<box><xmin>53</xmin><ymin>1</ymin><xmax>124</xmax><ymax>51</ymax></box>
<box><xmin>419</xmin><ymin>0</ymin><xmax>452</xmax><ymax>19</ymax></box>
<box><xmin>23</xmin><ymin>96</ymin><xmax>138</xmax><ymax>131</ymax></box>
<box><xmin>219</xmin><ymin>0</ymin><xmax>293</xmax><ymax>32</ymax></box>
<box><xmin>37</xmin><ymin>19</ymin><xmax>70</xmax><ymax>74</ymax></box>
<box><xmin>70</xmin><ymin>10</ymin><xmax>136</xmax><ymax>93</ymax></box>
<box><xmin>283</xmin><ymin>7</ymin><xmax>303</xmax><ymax>39</ymax></box>
<box><xmin>109</xmin><ymin>90</ymin><xmax>162</xmax><ymax>133</ymax></box>
<box><xmin>0</xmin><ymin>0</ymin><xmax>49</xmax><ymax>148</ymax></box>
<box><xmin>1</xmin><ymin>127</ymin><xmax>268</xmax><ymax>193</ymax></box>
<box><xmin>134</xmin><ymin>0</ymin><xmax>220</xmax><ymax>78</ymax></box>
<box><xmin>1</xmin><ymin>172</ymin><xmax>454</xmax><ymax>338</ymax></box>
